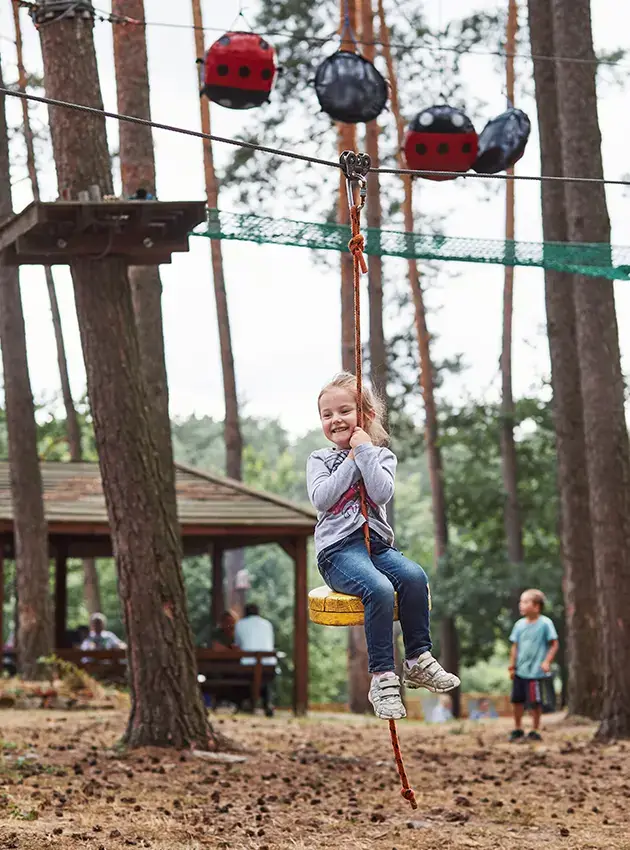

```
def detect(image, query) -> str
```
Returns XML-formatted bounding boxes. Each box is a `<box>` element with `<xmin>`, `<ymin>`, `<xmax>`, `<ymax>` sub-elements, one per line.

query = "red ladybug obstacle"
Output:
<box><xmin>203</xmin><ymin>31</ymin><xmax>277</xmax><ymax>109</ymax></box>
<box><xmin>403</xmin><ymin>105</ymin><xmax>478</xmax><ymax>181</ymax></box>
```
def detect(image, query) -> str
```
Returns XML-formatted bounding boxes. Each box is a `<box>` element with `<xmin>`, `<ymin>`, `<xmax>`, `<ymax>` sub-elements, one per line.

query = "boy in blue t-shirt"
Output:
<box><xmin>508</xmin><ymin>588</ymin><xmax>559</xmax><ymax>742</ymax></box>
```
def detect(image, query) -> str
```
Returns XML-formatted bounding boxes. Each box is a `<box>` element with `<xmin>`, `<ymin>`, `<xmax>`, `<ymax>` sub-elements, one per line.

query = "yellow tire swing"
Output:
<box><xmin>308</xmin><ymin>586</ymin><xmax>400</xmax><ymax>627</ymax></box>
<box><xmin>307</xmin><ymin>151</ymin><xmax>418</xmax><ymax>810</ymax></box>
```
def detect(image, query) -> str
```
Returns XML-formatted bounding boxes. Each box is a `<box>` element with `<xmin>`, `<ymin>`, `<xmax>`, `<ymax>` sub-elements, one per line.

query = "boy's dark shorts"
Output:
<box><xmin>511</xmin><ymin>675</ymin><xmax>553</xmax><ymax>709</ymax></box>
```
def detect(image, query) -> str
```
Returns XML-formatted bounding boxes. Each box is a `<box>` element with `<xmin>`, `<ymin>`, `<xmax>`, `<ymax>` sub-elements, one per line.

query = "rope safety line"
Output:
<box><xmin>1</xmin><ymin>87</ymin><xmax>629</xmax><ymax>188</ymax></box>
<box><xmin>341</xmin><ymin>150</ymin><xmax>418</xmax><ymax>812</ymax></box>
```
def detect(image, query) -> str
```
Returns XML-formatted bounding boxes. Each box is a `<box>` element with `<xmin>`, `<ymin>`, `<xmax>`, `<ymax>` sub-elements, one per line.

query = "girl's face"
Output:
<box><xmin>318</xmin><ymin>387</ymin><xmax>358</xmax><ymax>449</ymax></box>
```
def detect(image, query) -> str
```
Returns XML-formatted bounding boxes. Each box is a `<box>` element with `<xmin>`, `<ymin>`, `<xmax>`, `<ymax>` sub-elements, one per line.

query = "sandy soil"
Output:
<box><xmin>0</xmin><ymin>708</ymin><xmax>629</xmax><ymax>849</ymax></box>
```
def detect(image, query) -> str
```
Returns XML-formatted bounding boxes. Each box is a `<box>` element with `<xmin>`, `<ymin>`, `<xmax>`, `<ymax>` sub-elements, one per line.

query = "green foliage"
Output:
<box><xmin>1</xmin><ymin>383</ymin><xmax>564</xmax><ymax>706</ymax></box>
<box><xmin>429</xmin><ymin>396</ymin><xmax>563</xmax><ymax>667</ymax></box>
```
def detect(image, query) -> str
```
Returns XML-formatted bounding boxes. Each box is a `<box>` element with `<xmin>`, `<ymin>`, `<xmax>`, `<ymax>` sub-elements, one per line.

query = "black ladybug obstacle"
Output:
<box><xmin>314</xmin><ymin>50</ymin><xmax>388</xmax><ymax>124</ymax></box>
<box><xmin>473</xmin><ymin>107</ymin><xmax>531</xmax><ymax>175</ymax></box>
<box><xmin>202</xmin><ymin>31</ymin><xmax>278</xmax><ymax>109</ymax></box>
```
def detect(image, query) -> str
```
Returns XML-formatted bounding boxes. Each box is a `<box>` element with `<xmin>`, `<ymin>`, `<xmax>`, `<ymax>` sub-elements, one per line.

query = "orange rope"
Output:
<box><xmin>349</xmin><ymin>204</ymin><xmax>371</xmax><ymax>556</ymax></box>
<box><xmin>348</xmin><ymin>196</ymin><xmax>417</xmax><ymax>811</ymax></box>
<box><xmin>389</xmin><ymin>718</ymin><xmax>418</xmax><ymax>809</ymax></box>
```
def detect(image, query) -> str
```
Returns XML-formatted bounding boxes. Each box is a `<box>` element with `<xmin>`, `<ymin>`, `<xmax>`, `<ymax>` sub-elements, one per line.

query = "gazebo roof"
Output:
<box><xmin>0</xmin><ymin>460</ymin><xmax>315</xmax><ymax>554</ymax></box>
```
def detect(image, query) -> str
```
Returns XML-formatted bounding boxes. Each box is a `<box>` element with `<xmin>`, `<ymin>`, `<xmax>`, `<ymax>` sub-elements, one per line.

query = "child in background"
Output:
<box><xmin>508</xmin><ymin>588</ymin><xmax>559</xmax><ymax>741</ymax></box>
<box><xmin>306</xmin><ymin>372</ymin><xmax>460</xmax><ymax>721</ymax></box>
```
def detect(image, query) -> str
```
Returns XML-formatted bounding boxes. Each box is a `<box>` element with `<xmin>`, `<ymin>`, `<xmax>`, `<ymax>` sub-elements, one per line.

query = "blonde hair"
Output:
<box><xmin>317</xmin><ymin>371</ymin><xmax>389</xmax><ymax>446</ymax></box>
<box><xmin>523</xmin><ymin>588</ymin><xmax>546</xmax><ymax>612</ymax></box>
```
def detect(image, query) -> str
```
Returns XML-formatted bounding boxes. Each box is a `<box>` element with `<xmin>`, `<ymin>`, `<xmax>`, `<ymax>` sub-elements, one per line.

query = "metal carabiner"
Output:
<box><xmin>339</xmin><ymin>150</ymin><xmax>371</xmax><ymax>212</ymax></box>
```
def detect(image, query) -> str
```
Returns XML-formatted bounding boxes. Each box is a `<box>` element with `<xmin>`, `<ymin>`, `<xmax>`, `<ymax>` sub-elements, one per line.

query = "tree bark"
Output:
<box><xmin>0</xmin><ymin>63</ymin><xmax>52</xmax><ymax>679</ymax></box>
<box><xmin>335</xmin><ymin>0</ymin><xmax>372</xmax><ymax>714</ymax></box>
<box><xmin>500</xmin><ymin>0</ymin><xmax>525</xmax><ymax>574</ymax></box>
<box><xmin>377</xmin><ymin>0</ymin><xmax>459</xmax><ymax>715</ymax></box>
<box><xmin>82</xmin><ymin>558</ymin><xmax>102</xmax><ymax>615</ymax></box>
<box><xmin>551</xmin><ymin>0</ymin><xmax>630</xmax><ymax>739</ymax></box>
<box><xmin>338</xmin><ymin>0</ymin><xmax>359</xmax><ymax>376</ymax></box>
<box><xmin>38</xmin><ymin>12</ymin><xmax>213</xmax><ymax>748</ymax></box>
<box><xmin>528</xmin><ymin>0</ymin><xmax>600</xmax><ymax>719</ymax></box>
<box><xmin>361</xmin><ymin>0</ymin><xmax>387</xmax><ymax>405</ymax></box>
<box><xmin>112</xmin><ymin>0</ymin><xmax>176</xmax><ymax>498</ymax></box>
<box><xmin>12</xmin><ymin>0</ymin><xmax>101</xmax><ymax>620</ymax></box>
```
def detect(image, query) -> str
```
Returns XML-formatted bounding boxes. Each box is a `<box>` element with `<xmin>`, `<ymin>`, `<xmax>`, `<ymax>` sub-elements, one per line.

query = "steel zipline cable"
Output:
<box><xmin>1</xmin><ymin>86</ymin><xmax>630</xmax><ymax>189</ymax></box>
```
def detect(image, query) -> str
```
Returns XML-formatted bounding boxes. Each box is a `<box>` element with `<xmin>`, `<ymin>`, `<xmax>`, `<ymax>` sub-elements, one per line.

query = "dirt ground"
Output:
<box><xmin>0</xmin><ymin>708</ymin><xmax>629</xmax><ymax>850</ymax></box>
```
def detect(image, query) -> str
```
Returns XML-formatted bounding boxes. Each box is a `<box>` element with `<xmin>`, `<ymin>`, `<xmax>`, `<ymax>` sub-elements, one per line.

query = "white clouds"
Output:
<box><xmin>1</xmin><ymin>0</ymin><xmax>628</xmax><ymax>438</ymax></box>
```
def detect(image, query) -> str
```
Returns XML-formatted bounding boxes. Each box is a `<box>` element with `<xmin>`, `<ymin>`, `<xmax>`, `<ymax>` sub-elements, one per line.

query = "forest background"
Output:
<box><xmin>0</xmin><ymin>0</ymin><xmax>629</xmax><ymax>708</ymax></box>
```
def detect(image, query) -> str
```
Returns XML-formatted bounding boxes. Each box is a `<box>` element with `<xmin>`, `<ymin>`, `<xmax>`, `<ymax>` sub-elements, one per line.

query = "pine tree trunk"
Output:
<box><xmin>13</xmin><ymin>4</ymin><xmax>81</xmax><ymax>459</ymax></box>
<box><xmin>551</xmin><ymin>0</ymin><xmax>630</xmax><ymax>739</ymax></box>
<box><xmin>191</xmin><ymin>0</ymin><xmax>243</xmax><ymax>483</ymax></box>
<box><xmin>528</xmin><ymin>0</ymin><xmax>601</xmax><ymax>719</ymax></box>
<box><xmin>44</xmin><ymin>269</ymin><xmax>83</xmax><ymax>458</ymax></box>
<box><xmin>112</xmin><ymin>0</ymin><xmax>176</xmax><ymax>496</ymax></box>
<box><xmin>0</xmin><ymin>67</ymin><xmax>52</xmax><ymax>679</ymax></box>
<box><xmin>336</xmin><ymin>0</ymin><xmax>372</xmax><ymax>715</ymax></box>
<box><xmin>338</xmin><ymin>0</ymin><xmax>359</xmax><ymax>377</ymax></box>
<box><xmin>500</xmin><ymin>0</ymin><xmax>525</xmax><ymax>574</ymax></box>
<box><xmin>361</xmin><ymin>0</ymin><xmax>387</xmax><ymax>405</ymax></box>
<box><xmin>377</xmin><ymin>0</ymin><xmax>459</xmax><ymax>715</ymax></box>
<box><xmin>83</xmin><ymin>558</ymin><xmax>102</xmax><ymax>615</ymax></box>
<box><xmin>11</xmin><ymin>1</ymin><xmax>99</xmax><ymax>619</ymax></box>
<box><xmin>38</xmin><ymin>13</ymin><xmax>213</xmax><ymax>748</ymax></box>
<box><xmin>191</xmin><ymin>0</ymin><xmax>244</xmax><ymax>611</ymax></box>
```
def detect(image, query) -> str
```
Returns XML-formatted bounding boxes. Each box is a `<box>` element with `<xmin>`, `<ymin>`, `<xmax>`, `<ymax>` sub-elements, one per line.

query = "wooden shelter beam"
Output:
<box><xmin>293</xmin><ymin>535</ymin><xmax>309</xmax><ymax>716</ymax></box>
<box><xmin>54</xmin><ymin>539</ymin><xmax>68</xmax><ymax>648</ymax></box>
<box><xmin>0</xmin><ymin>547</ymin><xmax>4</xmax><ymax>651</ymax></box>
<box><xmin>210</xmin><ymin>542</ymin><xmax>225</xmax><ymax>629</ymax></box>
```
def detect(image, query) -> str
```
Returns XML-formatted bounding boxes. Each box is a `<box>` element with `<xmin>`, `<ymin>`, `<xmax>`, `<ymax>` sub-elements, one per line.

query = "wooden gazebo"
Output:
<box><xmin>0</xmin><ymin>460</ymin><xmax>316</xmax><ymax>714</ymax></box>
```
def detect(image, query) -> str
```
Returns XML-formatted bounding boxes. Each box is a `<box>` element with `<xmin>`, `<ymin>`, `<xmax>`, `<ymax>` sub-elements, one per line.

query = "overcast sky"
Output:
<box><xmin>0</xmin><ymin>0</ymin><xmax>628</xmax><ymax>437</ymax></box>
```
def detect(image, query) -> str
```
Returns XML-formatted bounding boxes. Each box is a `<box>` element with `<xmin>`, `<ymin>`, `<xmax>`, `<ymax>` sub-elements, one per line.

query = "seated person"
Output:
<box><xmin>80</xmin><ymin>613</ymin><xmax>126</xmax><ymax>651</ymax></box>
<box><xmin>210</xmin><ymin>610</ymin><xmax>238</xmax><ymax>651</ymax></box>
<box><xmin>429</xmin><ymin>694</ymin><xmax>454</xmax><ymax>723</ymax></box>
<box><xmin>234</xmin><ymin>603</ymin><xmax>277</xmax><ymax>717</ymax></box>
<box><xmin>469</xmin><ymin>697</ymin><xmax>498</xmax><ymax>720</ymax></box>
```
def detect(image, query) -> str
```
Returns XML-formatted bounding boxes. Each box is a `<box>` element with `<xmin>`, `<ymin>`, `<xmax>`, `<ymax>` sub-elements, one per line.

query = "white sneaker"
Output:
<box><xmin>368</xmin><ymin>672</ymin><xmax>406</xmax><ymax>720</ymax></box>
<box><xmin>403</xmin><ymin>651</ymin><xmax>460</xmax><ymax>693</ymax></box>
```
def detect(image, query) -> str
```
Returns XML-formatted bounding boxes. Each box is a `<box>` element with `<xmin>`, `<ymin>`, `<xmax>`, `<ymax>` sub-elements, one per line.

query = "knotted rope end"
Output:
<box><xmin>401</xmin><ymin>787</ymin><xmax>418</xmax><ymax>809</ymax></box>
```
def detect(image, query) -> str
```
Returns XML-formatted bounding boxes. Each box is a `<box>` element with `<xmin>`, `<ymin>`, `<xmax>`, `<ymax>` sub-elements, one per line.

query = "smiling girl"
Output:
<box><xmin>306</xmin><ymin>372</ymin><xmax>459</xmax><ymax>720</ymax></box>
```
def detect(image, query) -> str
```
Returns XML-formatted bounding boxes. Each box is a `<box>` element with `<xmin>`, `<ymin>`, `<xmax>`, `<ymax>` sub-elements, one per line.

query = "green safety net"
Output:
<box><xmin>192</xmin><ymin>209</ymin><xmax>630</xmax><ymax>281</ymax></box>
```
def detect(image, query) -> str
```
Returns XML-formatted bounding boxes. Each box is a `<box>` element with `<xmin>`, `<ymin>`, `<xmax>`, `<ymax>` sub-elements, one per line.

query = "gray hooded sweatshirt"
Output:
<box><xmin>306</xmin><ymin>443</ymin><xmax>396</xmax><ymax>554</ymax></box>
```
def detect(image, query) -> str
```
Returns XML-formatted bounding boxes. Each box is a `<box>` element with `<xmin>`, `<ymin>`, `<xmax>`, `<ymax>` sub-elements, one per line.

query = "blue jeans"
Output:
<box><xmin>317</xmin><ymin>528</ymin><xmax>432</xmax><ymax>673</ymax></box>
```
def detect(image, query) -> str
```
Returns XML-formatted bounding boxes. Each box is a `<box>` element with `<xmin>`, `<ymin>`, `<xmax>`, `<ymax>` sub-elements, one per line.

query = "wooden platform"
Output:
<box><xmin>0</xmin><ymin>200</ymin><xmax>207</xmax><ymax>266</ymax></box>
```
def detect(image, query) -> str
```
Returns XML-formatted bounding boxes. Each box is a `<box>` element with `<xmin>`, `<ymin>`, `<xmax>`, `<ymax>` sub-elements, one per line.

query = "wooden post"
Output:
<box><xmin>293</xmin><ymin>536</ymin><xmax>309</xmax><ymax>716</ymax></box>
<box><xmin>500</xmin><ymin>0</ymin><xmax>525</xmax><ymax>577</ymax></box>
<box><xmin>0</xmin><ymin>544</ymin><xmax>4</xmax><ymax>650</ymax></box>
<box><xmin>210</xmin><ymin>543</ymin><xmax>224</xmax><ymax>629</ymax></box>
<box><xmin>338</xmin><ymin>0</ymin><xmax>358</xmax><ymax>372</ymax></box>
<box><xmin>54</xmin><ymin>540</ymin><xmax>68</xmax><ymax>649</ymax></box>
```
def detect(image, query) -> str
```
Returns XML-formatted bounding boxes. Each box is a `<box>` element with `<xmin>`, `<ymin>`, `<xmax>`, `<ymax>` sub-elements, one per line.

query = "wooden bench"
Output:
<box><xmin>2</xmin><ymin>648</ymin><xmax>279</xmax><ymax>711</ymax></box>
<box><xmin>196</xmin><ymin>649</ymin><xmax>278</xmax><ymax>711</ymax></box>
<box><xmin>53</xmin><ymin>648</ymin><xmax>278</xmax><ymax>710</ymax></box>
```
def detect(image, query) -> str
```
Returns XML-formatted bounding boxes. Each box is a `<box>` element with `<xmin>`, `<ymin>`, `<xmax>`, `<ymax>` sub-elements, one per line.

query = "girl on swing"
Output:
<box><xmin>307</xmin><ymin>372</ymin><xmax>460</xmax><ymax>720</ymax></box>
